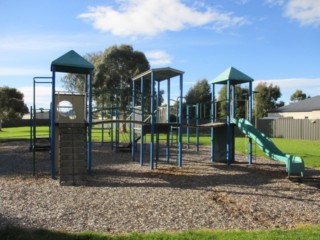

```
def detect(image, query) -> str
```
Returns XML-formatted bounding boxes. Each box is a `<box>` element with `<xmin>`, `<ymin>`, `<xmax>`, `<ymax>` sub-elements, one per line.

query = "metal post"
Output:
<box><xmin>88</xmin><ymin>71</ymin><xmax>93</xmax><ymax>175</ymax></box>
<box><xmin>140</xmin><ymin>76</ymin><xmax>144</xmax><ymax>166</ymax></box>
<box><xmin>178</xmin><ymin>74</ymin><xmax>183</xmax><ymax>167</ymax></box>
<box><xmin>166</xmin><ymin>78</ymin><xmax>170</xmax><ymax>162</ymax></box>
<box><xmin>211</xmin><ymin>84</ymin><xmax>215</xmax><ymax>162</ymax></box>
<box><xmin>150</xmin><ymin>71</ymin><xmax>155</xmax><ymax>169</ymax></box>
<box><xmin>116</xmin><ymin>110</ymin><xmax>119</xmax><ymax>149</ymax></box>
<box><xmin>186</xmin><ymin>105</ymin><xmax>190</xmax><ymax>149</ymax></box>
<box><xmin>155</xmin><ymin>81</ymin><xmax>160</xmax><ymax>164</ymax></box>
<box><xmin>226</xmin><ymin>80</ymin><xmax>231</xmax><ymax>165</ymax></box>
<box><xmin>102</xmin><ymin>101</ymin><xmax>104</xmax><ymax>144</ymax></box>
<box><xmin>196</xmin><ymin>103</ymin><xmax>200</xmax><ymax>152</ymax></box>
<box><xmin>248</xmin><ymin>82</ymin><xmax>253</xmax><ymax>164</ymax></box>
<box><xmin>111</xmin><ymin>106</ymin><xmax>114</xmax><ymax>150</ymax></box>
<box><xmin>231</xmin><ymin>84</ymin><xmax>235</xmax><ymax>162</ymax></box>
<box><xmin>50</xmin><ymin>68</ymin><xmax>56</xmax><ymax>179</ymax></box>
<box><xmin>131</xmin><ymin>81</ymin><xmax>136</xmax><ymax>161</ymax></box>
<box><xmin>167</xmin><ymin>78</ymin><xmax>170</xmax><ymax>123</ymax></box>
<box><xmin>231</xmin><ymin>85</ymin><xmax>235</xmax><ymax>118</ymax></box>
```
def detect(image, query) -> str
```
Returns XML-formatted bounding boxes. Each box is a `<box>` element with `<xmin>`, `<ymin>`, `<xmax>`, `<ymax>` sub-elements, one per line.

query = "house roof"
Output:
<box><xmin>211</xmin><ymin>66</ymin><xmax>254</xmax><ymax>85</ymax></box>
<box><xmin>132</xmin><ymin>67</ymin><xmax>184</xmax><ymax>82</ymax></box>
<box><xmin>51</xmin><ymin>50</ymin><xmax>94</xmax><ymax>74</ymax></box>
<box><xmin>269</xmin><ymin>95</ymin><xmax>320</xmax><ymax>113</ymax></box>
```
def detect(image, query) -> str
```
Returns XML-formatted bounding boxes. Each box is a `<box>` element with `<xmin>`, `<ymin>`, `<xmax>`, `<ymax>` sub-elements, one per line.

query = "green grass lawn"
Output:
<box><xmin>1</xmin><ymin>126</ymin><xmax>319</xmax><ymax>168</ymax></box>
<box><xmin>0</xmin><ymin>126</ymin><xmax>49</xmax><ymax>142</ymax></box>
<box><xmin>2</xmin><ymin>225</ymin><xmax>320</xmax><ymax>240</ymax></box>
<box><xmin>235</xmin><ymin>137</ymin><xmax>320</xmax><ymax>168</ymax></box>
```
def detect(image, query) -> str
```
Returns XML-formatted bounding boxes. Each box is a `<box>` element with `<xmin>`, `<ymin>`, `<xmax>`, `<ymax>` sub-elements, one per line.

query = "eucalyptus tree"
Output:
<box><xmin>254</xmin><ymin>82</ymin><xmax>281</xmax><ymax>118</ymax></box>
<box><xmin>0</xmin><ymin>86</ymin><xmax>28</xmax><ymax>121</ymax></box>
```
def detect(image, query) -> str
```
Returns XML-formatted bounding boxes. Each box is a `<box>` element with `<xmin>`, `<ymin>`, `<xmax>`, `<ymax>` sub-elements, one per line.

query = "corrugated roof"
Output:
<box><xmin>51</xmin><ymin>50</ymin><xmax>94</xmax><ymax>74</ymax></box>
<box><xmin>211</xmin><ymin>66</ymin><xmax>254</xmax><ymax>85</ymax></box>
<box><xmin>269</xmin><ymin>95</ymin><xmax>320</xmax><ymax>113</ymax></box>
<box><xmin>132</xmin><ymin>67</ymin><xmax>184</xmax><ymax>81</ymax></box>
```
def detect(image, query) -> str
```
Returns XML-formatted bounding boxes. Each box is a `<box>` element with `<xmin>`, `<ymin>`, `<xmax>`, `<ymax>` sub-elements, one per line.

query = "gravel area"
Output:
<box><xmin>0</xmin><ymin>140</ymin><xmax>320</xmax><ymax>234</ymax></box>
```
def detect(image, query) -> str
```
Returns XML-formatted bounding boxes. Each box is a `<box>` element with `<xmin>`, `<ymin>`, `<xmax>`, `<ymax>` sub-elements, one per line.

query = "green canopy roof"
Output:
<box><xmin>132</xmin><ymin>67</ymin><xmax>184</xmax><ymax>82</ymax></box>
<box><xmin>51</xmin><ymin>50</ymin><xmax>94</xmax><ymax>74</ymax></box>
<box><xmin>211</xmin><ymin>66</ymin><xmax>253</xmax><ymax>85</ymax></box>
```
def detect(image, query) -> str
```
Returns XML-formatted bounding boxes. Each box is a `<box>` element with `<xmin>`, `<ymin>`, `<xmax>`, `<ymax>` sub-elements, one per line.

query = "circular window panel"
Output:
<box><xmin>57</xmin><ymin>100</ymin><xmax>77</xmax><ymax>120</ymax></box>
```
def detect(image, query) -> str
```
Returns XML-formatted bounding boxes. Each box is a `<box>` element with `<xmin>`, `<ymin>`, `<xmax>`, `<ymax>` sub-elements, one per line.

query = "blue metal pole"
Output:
<box><xmin>178</xmin><ymin>74</ymin><xmax>183</xmax><ymax>167</ymax></box>
<box><xmin>226</xmin><ymin>80</ymin><xmax>231</xmax><ymax>165</ymax></box>
<box><xmin>231</xmin><ymin>84</ymin><xmax>235</xmax><ymax>162</ymax></box>
<box><xmin>155</xmin><ymin>81</ymin><xmax>160</xmax><ymax>164</ymax></box>
<box><xmin>32</xmin><ymin>78</ymin><xmax>36</xmax><ymax>152</ymax></box>
<box><xmin>196</xmin><ymin>103</ymin><xmax>200</xmax><ymax>152</ymax></box>
<box><xmin>186</xmin><ymin>105</ymin><xmax>190</xmax><ymax>149</ymax></box>
<box><xmin>88</xmin><ymin>71</ymin><xmax>93</xmax><ymax>175</ymax></box>
<box><xmin>150</xmin><ymin>71</ymin><xmax>155</xmax><ymax>170</ymax></box>
<box><xmin>50</xmin><ymin>67</ymin><xmax>56</xmax><ymax>179</ymax></box>
<box><xmin>166</xmin><ymin>78</ymin><xmax>170</xmax><ymax>162</ymax></box>
<box><xmin>111</xmin><ymin>106</ymin><xmax>114</xmax><ymax>150</ymax></box>
<box><xmin>116</xmin><ymin>110</ymin><xmax>119</xmax><ymax>150</ymax></box>
<box><xmin>132</xmin><ymin>81</ymin><xmax>136</xmax><ymax>161</ymax></box>
<box><xmin>167</xmin><ymin>78</ymin><xmax>170</xmax><ymax>123</ymax></box>
<box><xmin>211</xmin><ymin>83</ymin><xmax>215</xmax><ymax>162</ymax></box>
<box><xmin>231</xmin><ymin>85</ymin><xmax>235</xmax><ymax>118</ymax></box>
<box><xmin>140</xmin><ymin>76</ymin><xmax>144</xmax><ymax>166</ymax></box>
<box><xmin>248</xmin><ymin>82</ymin><xmax>253</xmax><ymax>164</ymax></box>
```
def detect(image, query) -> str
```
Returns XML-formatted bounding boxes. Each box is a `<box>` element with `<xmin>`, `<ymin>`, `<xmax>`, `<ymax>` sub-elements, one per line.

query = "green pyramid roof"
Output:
<box><xmin>51</xmin><ymin>50</ymin><xmax>94</xmax><ymax>74</ymax></box>
<box><xmin>211</xmin><ymin>66</ymin><xmax>253</xmax><ymax>85</ymax></box>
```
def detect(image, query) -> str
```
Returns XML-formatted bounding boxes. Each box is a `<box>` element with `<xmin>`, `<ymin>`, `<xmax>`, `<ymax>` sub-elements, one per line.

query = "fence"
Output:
<box><xmin>2</xmin><ymin>119</ymin><xmax>49</xmax><ymax>128</ymax></box>
<box><xmin>257</xmin><ymin>118</ymin><xmax>320</xmax><ymax>141</ymax></box>
<box><xmin>2</xmin><ymin>118</ymin><xmax>320</xmax><ymax>141</ymax></box>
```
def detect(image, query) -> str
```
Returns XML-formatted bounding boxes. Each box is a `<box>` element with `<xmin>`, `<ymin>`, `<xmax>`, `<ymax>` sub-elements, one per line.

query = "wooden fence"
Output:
<box><xmin>257</xmin><ymin>118</ymin><xmax>320</xmax><ymax>140</ymax></box>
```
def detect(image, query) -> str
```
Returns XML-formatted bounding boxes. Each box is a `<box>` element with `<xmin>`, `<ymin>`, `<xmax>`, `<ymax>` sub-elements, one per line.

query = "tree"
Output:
<box><xmin>185</xmin><ymin>79</ymin><xmax>211</xmax><ymax>105</ymax></box>
<box><xmin>0</xmin><ymin>87</ymin><xmax>29</xmax><ymax>121</ymax></box>
<box><xmin>93</xmin><ymin>45</ymin><xmax>150</xmax><ymax>114</ymax></box>
<box><xmin>217</xmin><ymin>85</ymin><xmax>248</xmax><ymax>119</ymax></box>
<box><xmin>184</xmin><ymin>79</ymin><xmax>211</xmax><ymax>119</ymax></box>
<box><xmin>254</xmin><ymin>82</ymin><xmax>281</xmax><ymax>118</ymax></box>
<box><xmin>290</xmin><ymin>89</ymin><xmax>307</xmax><ymax>102</ymax></box>
<box><xmin>61</xmin><ymin>52</ymin><xmax>102</xmax><ymax>93</ymax></box>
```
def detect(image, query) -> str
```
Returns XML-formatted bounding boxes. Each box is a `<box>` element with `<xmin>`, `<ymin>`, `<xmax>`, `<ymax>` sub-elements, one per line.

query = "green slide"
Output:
<box><xmin>231</xmin><ymin>118</ymin><xmax>304</xmax><ymax>176</ymax></box>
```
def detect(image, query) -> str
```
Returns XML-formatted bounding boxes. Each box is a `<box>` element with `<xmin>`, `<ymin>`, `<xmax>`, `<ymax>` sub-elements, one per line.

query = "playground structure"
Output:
<box><xmin>131</xmin><ymin>68</ymin><xmax>184</xmax><ymax>169</ymax></box>
<box><xmin>30</xmin><ymin>50</ymin><xmax>94</xmax><ymax>184</ymax></box>
<box><xmin>50</xmin><ymin>51</ymin><xmax>94</xmax><ymax>184</ymax></box>
<box><xmin>210</xmin><ymin>67</ymin><xmax>304</xmax><ymax>176</ymax></box>
<box><xmin>30</xmin><ymin>51</ymin><xmax>304</xmax><ymax>183</ymax></box>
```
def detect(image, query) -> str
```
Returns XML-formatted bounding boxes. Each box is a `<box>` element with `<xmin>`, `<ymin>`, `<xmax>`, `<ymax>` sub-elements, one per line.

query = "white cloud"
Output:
<box><xmin>78</xmin><ymin>0</ymin><xmax>248</xmax><ymax>37</ymax></box>
<box><xmin>285</xmin><ymin>0</ymin><xmax>320</xmax><ymax>27</ymax></box>
<box><xmin>254</xmin><ymin>78</ymin><xmax>320</xmax><ymax>103</ymax></box>
<box><xmin>145</xmin><ymin>50</ymin><xmax>172</xmax><ymax>66</ymax></box>
<box><xmin>264</xmin><ymin>0</ymin><xmax>285</xmax><ymax>7</ymax></box>
<box><xmin>265</xmin><ymin>0</ymin><xmax>320</xmax><ymax>27</ymax></box>
<box><xmin>236</xmin><ymin>0</ymin><xmax>249</xmax><ymax>5</ymax></box>
<box><xmin>19</xmin><ymin>86</ymin><xmax>52</xmax><ymax>108</ymax></box>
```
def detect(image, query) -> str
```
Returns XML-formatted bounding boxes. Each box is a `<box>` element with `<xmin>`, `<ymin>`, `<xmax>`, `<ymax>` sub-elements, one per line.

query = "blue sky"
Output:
<box><xmin>0</xmin><ymin>0</ymin><xmax>319</xmax><ymax>108</ymax></box>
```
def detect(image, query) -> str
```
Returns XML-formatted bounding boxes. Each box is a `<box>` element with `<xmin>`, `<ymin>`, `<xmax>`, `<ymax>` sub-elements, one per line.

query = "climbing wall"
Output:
<box><xmin>59</xmin><ymin>123</ymin><xmax>87</xmax><ymax>185</ymax></box>
<box><xmin>54</xmin><ymin>93</ymin><xmax>87</xmax><ymax>185</ymax></box>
